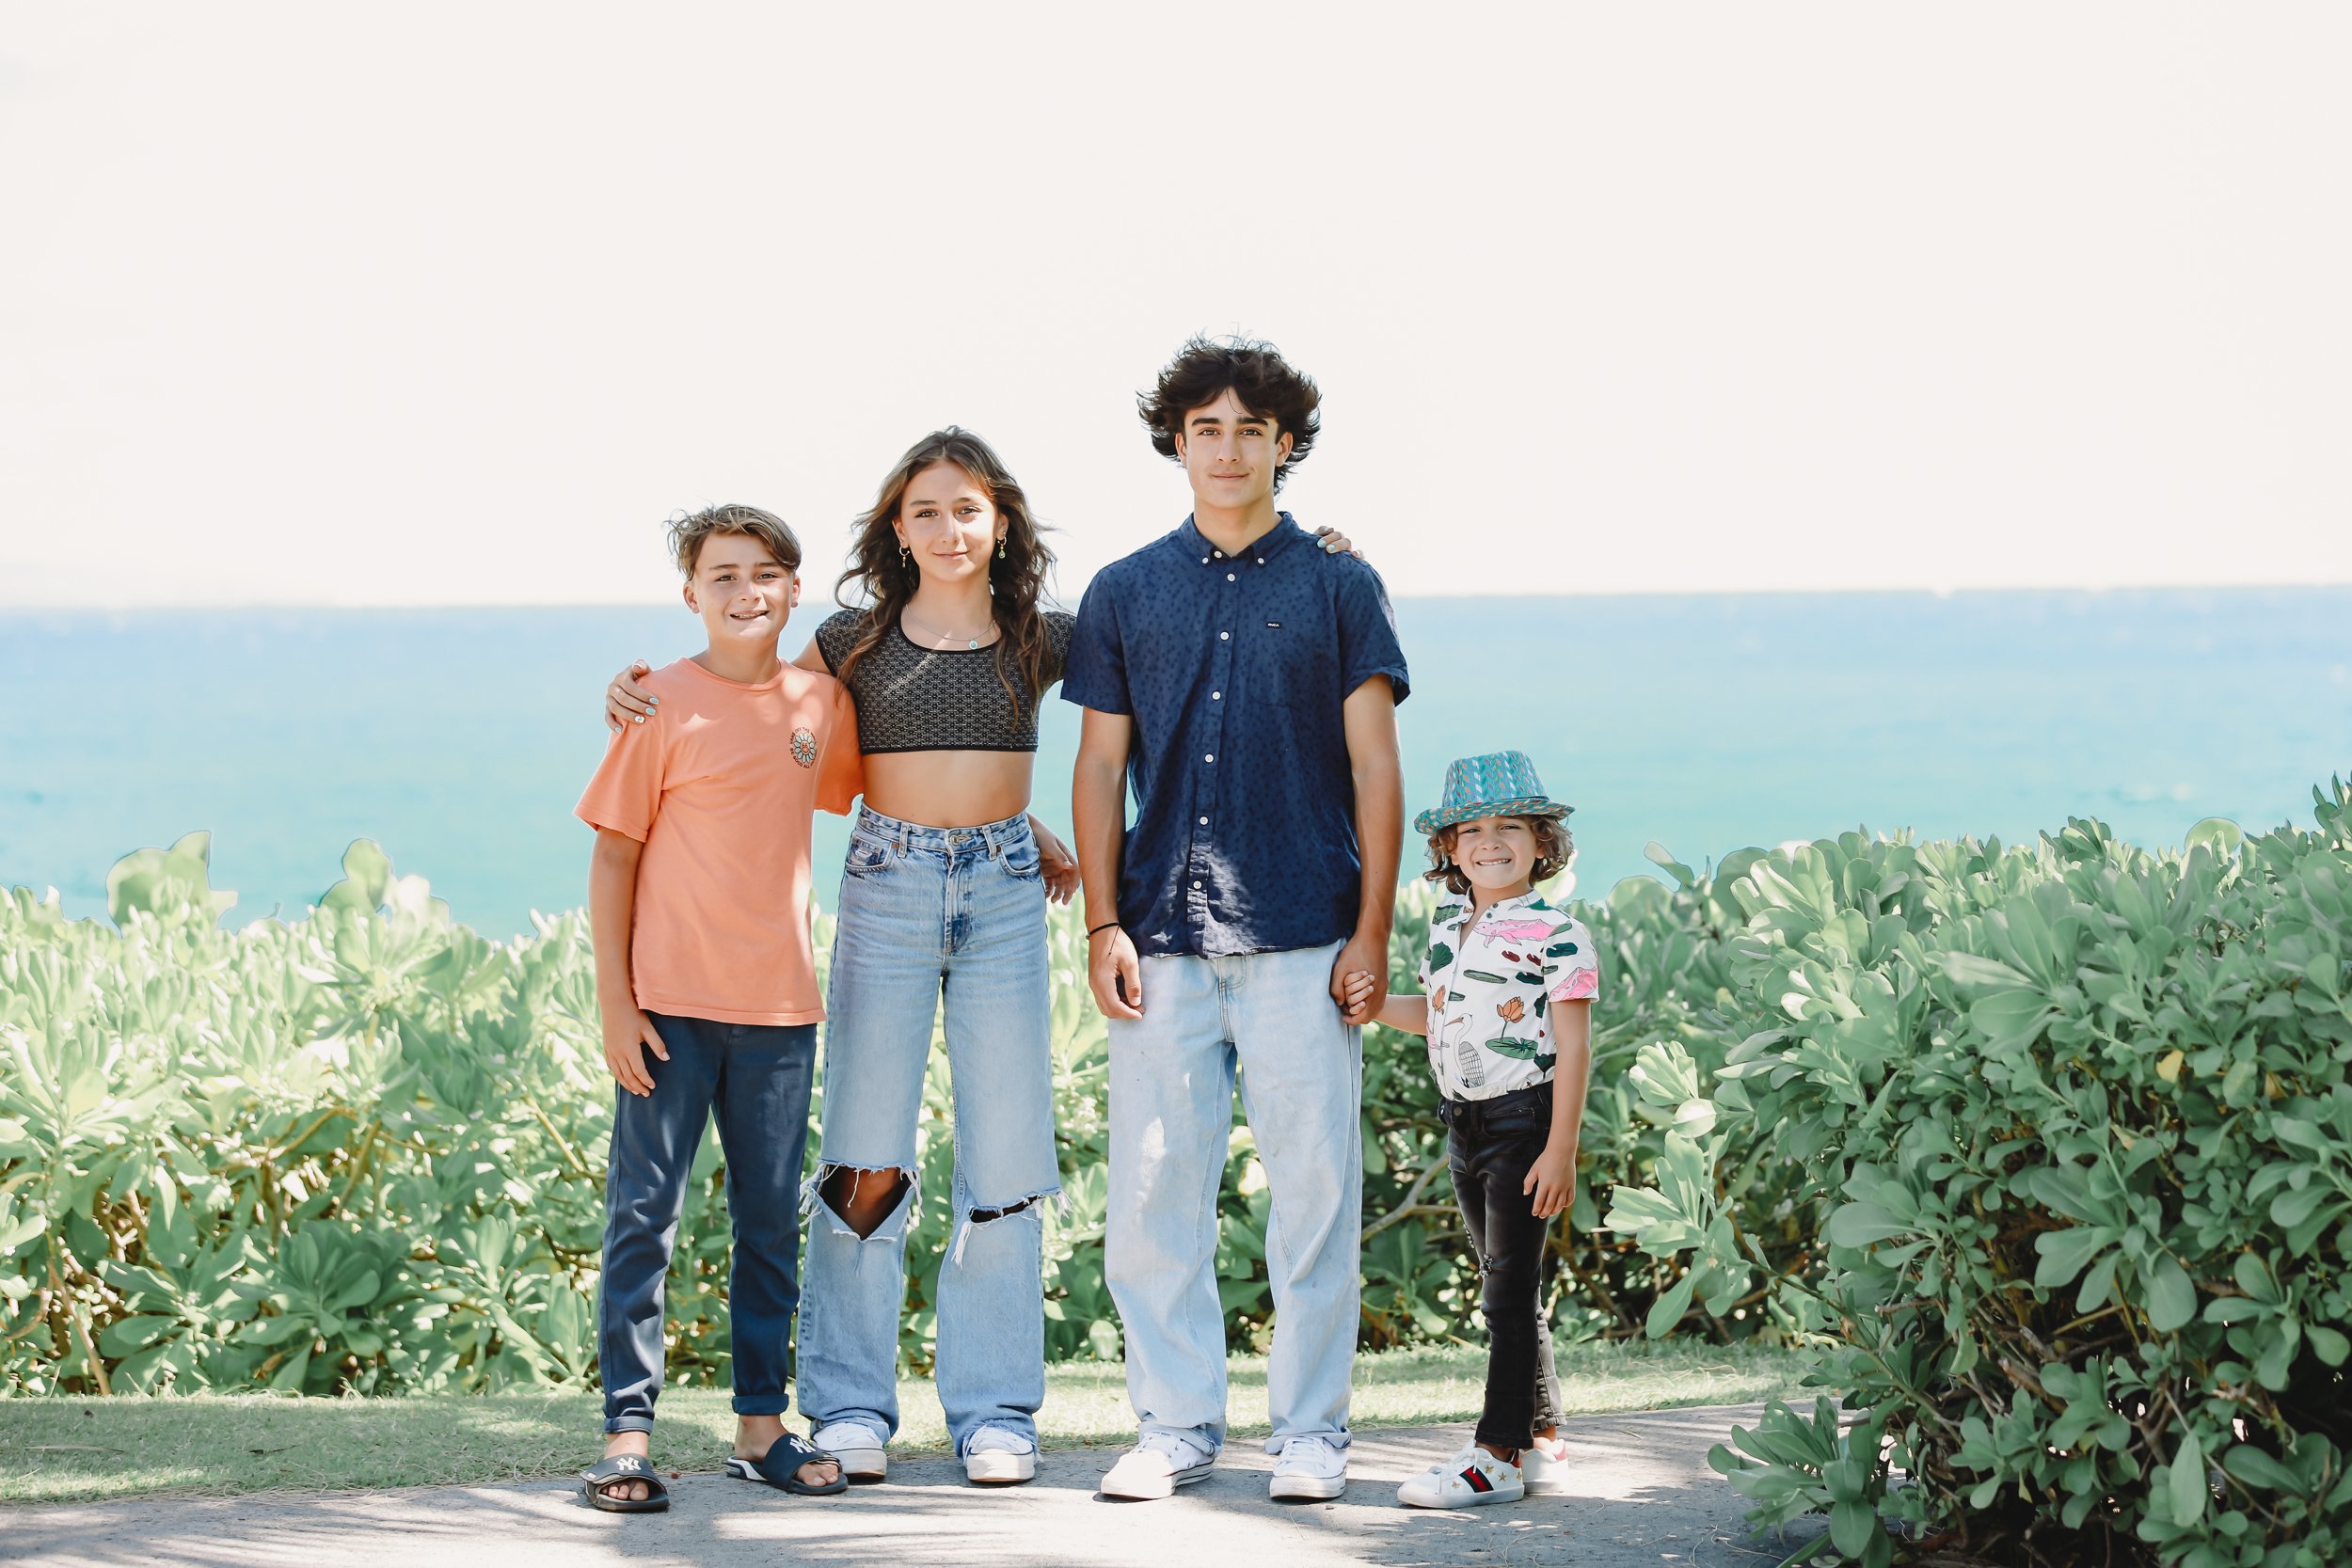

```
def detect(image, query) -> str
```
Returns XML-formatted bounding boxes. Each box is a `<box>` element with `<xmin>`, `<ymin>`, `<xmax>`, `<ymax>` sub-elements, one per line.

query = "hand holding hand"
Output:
<box><xmin>1523</xmin><ymin>1138</ymin><xmax>1577</xmax><ymax>1220</ymax></box>
<box><xmin>1330</xmin><ymin>933</ymin><xmax>1388</xmax><ymax>1023</ymax></box>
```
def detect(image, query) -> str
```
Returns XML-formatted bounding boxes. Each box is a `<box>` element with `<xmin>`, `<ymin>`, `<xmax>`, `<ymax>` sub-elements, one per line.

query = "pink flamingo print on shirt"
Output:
<box><xmin>1551</xmin><ymin>966</ymin><xmax>1599</xmax><ymax>1002</ymax></box>
<box><xmin>1478</xmin><ymin>919</ymin><xmax>1555</xmax><ymax>948</ymax></box>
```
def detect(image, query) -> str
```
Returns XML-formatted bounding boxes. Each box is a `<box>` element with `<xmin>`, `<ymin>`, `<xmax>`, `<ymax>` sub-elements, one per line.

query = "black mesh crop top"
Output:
<box><xmin>813</xmin><ymin>608</ymin><xmax>1075</xmax><ymax>754</ymax></box>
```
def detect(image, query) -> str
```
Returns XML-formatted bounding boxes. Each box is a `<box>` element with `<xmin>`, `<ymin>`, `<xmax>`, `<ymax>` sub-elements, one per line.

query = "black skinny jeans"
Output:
<box><xmin>1443</xmin><ymin>1082</ymin><xmax>1566</xmax><ymax>1451</ymax></box>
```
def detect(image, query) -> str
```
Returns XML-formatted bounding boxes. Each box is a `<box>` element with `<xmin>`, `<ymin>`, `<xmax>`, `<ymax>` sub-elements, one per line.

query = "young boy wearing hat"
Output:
<box><xmin>1348</xmin><ymin>752</ymin><xmax>1596</xmax><ymax>1508</ymax></box>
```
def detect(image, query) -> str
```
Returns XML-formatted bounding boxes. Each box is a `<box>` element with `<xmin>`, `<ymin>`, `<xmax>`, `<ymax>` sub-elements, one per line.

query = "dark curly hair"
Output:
<box><xmin>834</xmin><ymin>428</ymin><xmax>1057</xmax><ymax>719</ymax></box>
<box><xmin>1423</xmin><ymin>817</ymin><xmax>1576</xmax><ymax>896</ymax></box>
<box><xmin>1137</xmin><ymin>335</ymin><xmax>1321</xmax><ymax>492</ymax></box>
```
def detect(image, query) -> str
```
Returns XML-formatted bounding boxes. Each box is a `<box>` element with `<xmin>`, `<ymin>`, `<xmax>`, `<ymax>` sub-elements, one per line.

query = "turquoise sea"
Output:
<box><xmin>7</xmin><ymin>591</ymin><xmax>2350</xmax><ymax>939</ymax></box>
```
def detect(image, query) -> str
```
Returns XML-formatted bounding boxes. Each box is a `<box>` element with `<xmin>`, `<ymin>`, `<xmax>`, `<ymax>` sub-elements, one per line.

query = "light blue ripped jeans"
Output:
<box><xmin>796</xmin><ymin>807</ymin><xmax>1062</xmax><ymax>1455</ymax></box>
<box><xmin>1105</xmin><ymin>940</ymin><xmax>1363</xmax><ymax>1457</ymax></box>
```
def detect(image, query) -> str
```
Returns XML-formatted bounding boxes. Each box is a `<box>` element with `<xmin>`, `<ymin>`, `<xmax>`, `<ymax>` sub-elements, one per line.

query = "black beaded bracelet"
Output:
<box><xmin>1086</xmin><ymin>921</ymin><xmax>1122</xmax><ymax>939</ymax></box>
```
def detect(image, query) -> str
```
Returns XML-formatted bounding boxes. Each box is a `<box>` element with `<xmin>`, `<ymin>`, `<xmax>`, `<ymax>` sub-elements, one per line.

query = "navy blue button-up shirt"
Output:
<box><xmin>1062</xmin><ymin>514</ymin><xmax>1410</xmax><ymax>958</ymax></box>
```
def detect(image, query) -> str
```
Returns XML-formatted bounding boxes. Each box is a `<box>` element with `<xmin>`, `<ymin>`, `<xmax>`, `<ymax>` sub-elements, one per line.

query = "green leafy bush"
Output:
<box><xmin>1604</xmin><ymin>782</ymin><xmax>2352</xmax><ymax>1566</ymax></box>
<box><xmin>2</xmin><ymin>832</ymin><xmax>1731</xmax><ymax>1396</ymax></box>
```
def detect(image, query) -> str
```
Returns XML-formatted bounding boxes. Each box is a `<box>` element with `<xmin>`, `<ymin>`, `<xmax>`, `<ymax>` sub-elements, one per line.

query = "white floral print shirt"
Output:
<box><xmin>1417</xmin><ymin>890</ymin><xmax>1600</xmax><ymax>1102</ymax></box>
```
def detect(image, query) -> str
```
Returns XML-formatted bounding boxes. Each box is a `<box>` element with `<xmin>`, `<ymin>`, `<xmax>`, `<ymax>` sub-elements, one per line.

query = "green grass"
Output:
<box><xmin>0</xmin><ymin>1338</ymin><xmax>1810</xmax><ymax>1505</ymax></box>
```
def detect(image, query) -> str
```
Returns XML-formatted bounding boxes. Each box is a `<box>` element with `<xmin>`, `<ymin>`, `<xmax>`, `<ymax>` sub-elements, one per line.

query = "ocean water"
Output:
<box><xmin>7</xmin><ymin>590</ymin><xmax>2349</xmax><ymax>940</ymax></box>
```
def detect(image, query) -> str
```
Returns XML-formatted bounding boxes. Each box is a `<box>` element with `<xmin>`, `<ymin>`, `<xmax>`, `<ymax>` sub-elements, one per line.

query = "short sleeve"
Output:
<box><xmin>576</xmin><ymin>720</ymin><xmax>666</xmax><ymax>843</ymax></box>
<box><xmin>1544</xmin><ymin>917</ymin><xmax>1600</xmax><ymax>1003</ymax></box>
<box><xmin>1333</xmin><ymin>562</ymin><xmax>1410</xmax><ymax>707</ymax></box>
<box><xmin>813</xmin><ymin>610</ymin><xmax>863</xmax><ymax>676</ymax></box>
<box><xmin>1059</xmin><ymin>578</ymin><xmax>1131</xmax><ymax>716</ymax></box>
<box><xmin>1041</xmin><ymin>610</ymin><xmax>1077</xmax><ymax>690</ymax></box>
<box><xmin>812</xmin><ymin>682</ymin><xmax>864</xmax><ymax>816</ymax></box>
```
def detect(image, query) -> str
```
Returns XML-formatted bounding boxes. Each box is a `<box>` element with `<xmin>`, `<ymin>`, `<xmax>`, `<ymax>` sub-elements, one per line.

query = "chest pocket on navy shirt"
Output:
<box><xmin>1250</xmin><ymin>582</ymin><xmax>1333</xmax><ymax>711</ymax></box>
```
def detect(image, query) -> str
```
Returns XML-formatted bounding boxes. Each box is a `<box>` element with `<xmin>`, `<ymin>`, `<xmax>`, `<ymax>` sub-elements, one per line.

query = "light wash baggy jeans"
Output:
<box><xmin>1105</xmin><ymin>939</ymin><xmax>1363</xmax><ymax>1456</ymax></box>
<box><xmin>796</xmin><ymin>807</ymin><xmax>1062</xmax><ymax>1456</ymax></box>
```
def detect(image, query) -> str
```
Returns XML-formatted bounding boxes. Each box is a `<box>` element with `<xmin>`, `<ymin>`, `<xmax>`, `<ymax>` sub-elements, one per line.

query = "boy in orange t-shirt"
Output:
<box><xmin>573</xmin><ymin>505</ymin><xmax>860</xmax><ymax>1510</ymax></box>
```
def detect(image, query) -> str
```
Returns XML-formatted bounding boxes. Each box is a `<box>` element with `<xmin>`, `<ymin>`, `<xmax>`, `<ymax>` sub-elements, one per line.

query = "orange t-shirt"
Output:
<box><xmin>575</xmin><ymin>657</ymin><xmax>862</xmax><ymax>1026</ymax></box>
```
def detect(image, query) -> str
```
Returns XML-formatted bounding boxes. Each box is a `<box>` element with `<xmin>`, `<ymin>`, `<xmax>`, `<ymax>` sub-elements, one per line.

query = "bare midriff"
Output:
<box><xmin>859</xmin><ymin>749</ymin><xmax>1037</xmax><ymax>830</ymax></box>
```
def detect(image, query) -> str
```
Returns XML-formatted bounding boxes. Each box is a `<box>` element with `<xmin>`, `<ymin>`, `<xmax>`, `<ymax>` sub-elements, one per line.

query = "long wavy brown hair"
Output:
<box><xmin>834</xmin><ymin>428</ymin><xmax>1057</xmax><ymax>716</ymax></box>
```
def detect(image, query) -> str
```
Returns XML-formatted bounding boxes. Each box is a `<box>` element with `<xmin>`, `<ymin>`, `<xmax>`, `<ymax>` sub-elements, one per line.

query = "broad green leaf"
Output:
<box><xmin>2169</xmin><ymin>1429</ymin><xmax>2207</xmax><ymax>1525</ymax></box>
<box><xmin>1830</xmin><ymin>1497</ymin><xmax>1878</xmax><ymax>1556</ymax></box>
<box><xmin>2145</xmin><ymin>1256</ymin><xmax>2197</xmax><ymax>1333</ymax></box>
<box><xmin>1828</xmin><ymin>1201</ymin><xmax>1913</xmax><ymax>1248</ymax></box>
<box><xmin>2221</xmin><ymin>1444</ymin><xmax>2303</xmax><ymax>1493</ymax></box>
<box><xmin>1645</xmin><ymin>1271</ymin><xmax>1698</xmax><ymax>1339</ymax></box>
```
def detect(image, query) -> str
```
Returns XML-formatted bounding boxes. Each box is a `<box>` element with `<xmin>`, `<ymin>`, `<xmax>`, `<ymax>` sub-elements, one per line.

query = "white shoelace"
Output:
<box><xmin>1135</xmin><ymin>1432</ymin><xmax>1212</xmax><ymax>1469</ymax></box>
<box><xmin>1278</xmin><ymin>1435</ymin><xmax>1341</xmax><ymax>1469</ymax></box>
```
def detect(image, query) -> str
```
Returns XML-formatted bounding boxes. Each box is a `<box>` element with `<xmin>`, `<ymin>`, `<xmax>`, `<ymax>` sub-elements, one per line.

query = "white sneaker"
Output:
<box><xmin>1519</xmin><ymin>1435</ymin><xmax>1569</xmax><ymax>1497</ymax></box>
<box><xmin>1100</xmin><ymin>1432</ymin><xmax>1216</xmax><ymax>1500</ymax></box>
<box><xmin>963</xmin><ymin>1426</ymin><xmax>1037</xmax><ymax>1486</ymax></box>
<box><xmin>812</xmin><ymin>1420</ymin><xmax>886</xmax><ymax>1483</ymax></box>
<box><xmin>1268</xmin><ymin>1433</ymin><xmax>1348</xmax><ymax>1500</ymax></box>
<box><xmin>1397</xmin><ymin>1446</ymin><xmax>1525</xmax><ymax>1509</ymax></box>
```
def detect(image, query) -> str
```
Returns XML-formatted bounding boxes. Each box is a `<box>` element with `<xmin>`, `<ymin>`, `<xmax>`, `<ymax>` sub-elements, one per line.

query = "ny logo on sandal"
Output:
<box><xmin>612</xmin><ymin>1454</ymin><xmax>644</xmax><ymax>1472</ymax></box>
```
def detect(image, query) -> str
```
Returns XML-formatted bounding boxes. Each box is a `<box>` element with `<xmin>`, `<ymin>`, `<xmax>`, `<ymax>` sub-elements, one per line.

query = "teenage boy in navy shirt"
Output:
<box><xmin>1065</xmin><ymin>336</ymin><xmax>1408</xmax><ymax>1502</ymax></box>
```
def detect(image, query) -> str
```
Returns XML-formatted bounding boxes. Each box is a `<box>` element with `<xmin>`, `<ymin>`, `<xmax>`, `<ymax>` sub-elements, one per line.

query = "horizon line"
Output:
<box><xmin>7</xmin><ymin>581</ymin><xmax>2352</xmax><ymax>614</ymax></box>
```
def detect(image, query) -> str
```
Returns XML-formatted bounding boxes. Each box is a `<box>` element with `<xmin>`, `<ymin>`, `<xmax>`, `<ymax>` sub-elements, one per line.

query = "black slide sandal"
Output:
<box><xmin>725</xmin><ymin>1432</ymin><xmax>850</xmax><ymax>1496</ymax></box>
<box><xmin>580</xmin><ymin>1453</ymin><xmax>671</xmax><ymax>1513</ymax></box>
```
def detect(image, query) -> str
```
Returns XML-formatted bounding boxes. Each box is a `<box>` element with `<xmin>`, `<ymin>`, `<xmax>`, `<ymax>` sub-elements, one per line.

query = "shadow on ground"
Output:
<box><xmin>1</xmin><ymin>1404</ymin><xmax>1828</xmax><ymax>1568</ymax></box>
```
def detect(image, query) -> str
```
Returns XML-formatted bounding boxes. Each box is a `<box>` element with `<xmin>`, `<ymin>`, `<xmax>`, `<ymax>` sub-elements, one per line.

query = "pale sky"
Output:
<box><xmin>3</xmin><ymin>3</ymin><xmax>2346</xmax><ymax>607</ymax></box>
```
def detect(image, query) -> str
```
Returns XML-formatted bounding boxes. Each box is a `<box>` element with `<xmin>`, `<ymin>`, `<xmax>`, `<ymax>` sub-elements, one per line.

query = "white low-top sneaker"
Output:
<box><xmin>1519</xmin><ymin>1435</ymin><xmax>1570</xmax><ymax>1497</ymax></box>
<box><xmin>1268</xmin><ymin>1433</ymin><xmax>1348</xmax><ymax>1500</ymax></box>
<box><xmin>812</xmin><ymin>1420</ymin><xmax>887</xmax><ymax>1483</ymax></box>
<box><xmin>963</xmin><ymin>1426</ymin><xmax>1037</xmax><ymax>1486</ymax></box>
<box><xmin>1397</xmin><ymin>1446</ymin><xmax>1526</xmax><ymax>1509</ymax></box>
<box><xmin>1099</xmin><ymin>1433</ymin><xmax>1216</xmax><ymax>1500</ymax></box>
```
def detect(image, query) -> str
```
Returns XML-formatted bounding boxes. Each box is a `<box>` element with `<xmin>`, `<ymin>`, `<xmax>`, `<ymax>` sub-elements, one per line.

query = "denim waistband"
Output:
<box><xmin>1438</xmin><ymin>1079</ymin><xmax>1554</xmax><ymax>1134</ymax></box>
<box><xmin>852</xmin><ymin>804</ymin><xmax>1032</xmax><ymax>860</ymax></box>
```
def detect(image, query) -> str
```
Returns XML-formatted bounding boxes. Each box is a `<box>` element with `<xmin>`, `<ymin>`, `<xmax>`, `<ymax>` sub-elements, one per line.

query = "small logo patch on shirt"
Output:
<box><xmin>791</xmin><ymin>727</ymin><xmax>818</xmax><ymax>768</ymax></box>
<box><xmin>1264</xmin><ymin>620</ymin><xmax>1282</xmax><ymax>628</ymax></box>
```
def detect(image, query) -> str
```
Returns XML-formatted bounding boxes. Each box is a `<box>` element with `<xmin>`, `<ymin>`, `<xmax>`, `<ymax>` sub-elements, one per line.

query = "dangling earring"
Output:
<box><xmin>997</xmin><ymin>536</ymin><xmax>1007</xmax><ymax>559</ymax></box>
<box><xmin>899</xmin><ymin>545</ymin><xmax>911</xmax><ymax>571</ymax></box>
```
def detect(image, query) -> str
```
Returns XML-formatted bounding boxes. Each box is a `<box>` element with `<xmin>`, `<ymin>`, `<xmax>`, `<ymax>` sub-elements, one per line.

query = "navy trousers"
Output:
<box><xmin>598</xmin><ymin>1011</ymin><xmax>816</xmax><ymax>1433</ymax></box>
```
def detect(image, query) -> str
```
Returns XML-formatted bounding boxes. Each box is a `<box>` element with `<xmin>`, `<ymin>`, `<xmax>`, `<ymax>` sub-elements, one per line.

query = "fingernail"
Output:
<box><xmin>647</xmin><ymin>698</ymin><xmax>658</xmax><ymax>705</ymax></box>
<box><xmin>634</xmin><ymin>715</ymin><xmax>645</xmax><ymax>723</ymax></box>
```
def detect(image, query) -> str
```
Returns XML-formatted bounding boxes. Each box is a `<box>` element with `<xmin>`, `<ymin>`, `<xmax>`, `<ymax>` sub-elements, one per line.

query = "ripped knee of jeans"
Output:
<box><xmin>817</xmin><ymin>1164</ymin><xmax>913</xmax><ymax>1240</ymax></box>
<box><xmin>948</xmin><ymin>1184</ymin><xmax>1060</xmax><ymax>1265</ymax></box>
<box><xmin>968</xmin><ymin>1196</ymin><xmax>1037</xmax><ymax>1225</ymax></box>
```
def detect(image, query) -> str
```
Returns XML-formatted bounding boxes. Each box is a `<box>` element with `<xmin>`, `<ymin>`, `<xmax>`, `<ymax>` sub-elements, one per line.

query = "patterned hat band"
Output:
<box><xmin>1413</xmin><ymin>751</ymin><xmax>1573</xmax><ymax>836</ymax></box>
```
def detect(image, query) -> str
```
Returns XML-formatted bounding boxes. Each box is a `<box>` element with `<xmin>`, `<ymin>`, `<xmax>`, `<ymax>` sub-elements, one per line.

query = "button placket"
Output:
<box><xmin>1188</xmin><ymin>553</ymin><xmax>1244</xmax><ymax>931</ymax></box>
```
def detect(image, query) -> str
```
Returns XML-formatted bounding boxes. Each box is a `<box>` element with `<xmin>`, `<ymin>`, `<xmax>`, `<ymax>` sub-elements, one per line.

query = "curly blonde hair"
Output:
<box><xmin>1422</xmin><ymin>816</ymin><xmax>1575</xmax><ymax>895</ymax></box>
